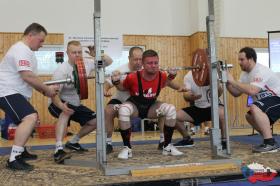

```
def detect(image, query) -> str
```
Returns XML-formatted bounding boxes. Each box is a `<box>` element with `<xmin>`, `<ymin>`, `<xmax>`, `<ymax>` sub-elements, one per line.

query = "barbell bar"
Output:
<box><xmin>44</xmin><ymin>51</ymin><xmax>232</xmax><ymax>100</ymax></box>
<box><xmin>160</xmin><ymin>66</ymin><xmax>199</xmax><ymax>71</ymax></box>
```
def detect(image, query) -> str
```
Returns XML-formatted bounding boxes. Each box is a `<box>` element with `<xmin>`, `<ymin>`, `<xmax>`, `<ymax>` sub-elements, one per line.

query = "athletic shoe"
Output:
<box><xmin>54</xmin><ymin>150</ymin><xmax>72</xmax><ymax>164</ymax></box>
<box><xmin>65</xmin><ymin>142</ymin><xmax>88</xmax><ymax>152</ymax></box>
<box><xmin>158</xmin><ymin>142</ymin><xmax>164</xmax><ymax>150</ymax></box>
<box><xmin>21</xmin><ymin>147</ymin><xmax>38</xmax><ymax>160</ymax></box>
<box><xmin>6</xmin><ymin>155</ymin><xmax>34</xmax><ymax>171</ymax></box>
<box><xmin>117</xmin><ymin>146</ymin><xmax>132</xmax><ymax>160</ymax></box>
<box><xmin>252</xmin><ymin>143</ymin><xmax>280</xmax><ymax>153</ymax></box>
<box><xmin>204</xmin><ymin>127</ymin><xmax>210</xmax><ymax>135</ymax></box>
<box><xmin>162</xmin><ymin>144</ymin><xmax>183</xmax><ymax>156</ymax></box>
<box><xmin>174</xmin><ymin>138</ymin><xmax>194</xmax><ymax>147</ymax></box>
<box><xmin>106</xmin><ymin>144</ymin><xmax>113</xmax><ymax>154</ymax></box>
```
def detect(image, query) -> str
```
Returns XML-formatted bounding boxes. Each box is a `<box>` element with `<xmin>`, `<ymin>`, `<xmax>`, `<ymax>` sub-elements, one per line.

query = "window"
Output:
<box><xmin>268</xmin><ymin>31</ymin><xmax>280</xmax><ymax>72</ymax></box>
<box><xmin>254</xmin><ymin>48</ymin><xmax>269</xmax><ymax>68</ymax></box>
<box><xmin>35</xmin><ymin>45</ymin><xmax>65</xmax><ymax>75</ymax></box>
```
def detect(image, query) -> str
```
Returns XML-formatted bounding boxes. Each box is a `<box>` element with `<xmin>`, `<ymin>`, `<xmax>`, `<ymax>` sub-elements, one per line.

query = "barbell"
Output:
<box><xmin>44</xmin><ymin>49</ymin><xmax>232</xmax><ymax>100</ymax></box>
<box><xmin>44</xmin><ymin>59</ymin><xmax>91</xmax><ymax>100</ymax></box>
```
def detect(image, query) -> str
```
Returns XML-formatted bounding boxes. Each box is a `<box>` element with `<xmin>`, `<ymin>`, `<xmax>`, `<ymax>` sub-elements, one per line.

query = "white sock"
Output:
<box><xmin>106</xmin><ymin>137</ymin><xmax>112</xmax><ymax>145</ymax></box>
<box><xmin>190</xmin><ymin>127</ymin><xmax>196</xmax><ymax>132</ymax></box>
<box><xmin>160</xmin><ymin>133</ymin><xmax>165</xmax><ymax>143</ymax></box>
<box><xmin>55</xmin><ymin>141</ymin><xmax>63</xmax><ymax>153</ymax></box>
<box><xmin>69</xmin><ymin>134</ymin><xmax>80</xmax><ymax>144</ymax></box>
<box><xmin>9</xmin><ymin>145</ymin><xmax>24</xmax><ymax>162</ymax></box>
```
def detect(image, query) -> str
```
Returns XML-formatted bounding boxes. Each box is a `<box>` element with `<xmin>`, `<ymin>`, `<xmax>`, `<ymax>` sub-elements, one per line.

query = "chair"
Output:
<box><xmin>141</xmin><ymin>118</ymin><xmax>158</xmax><ymax>135</ymax></box>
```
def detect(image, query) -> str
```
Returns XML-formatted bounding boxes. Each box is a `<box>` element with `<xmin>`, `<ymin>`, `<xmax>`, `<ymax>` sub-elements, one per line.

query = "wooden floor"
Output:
<box><xmin>0</xmin><ymin>124</ymin><xmax>272</xmax><ymax>148</ymax></box>
<box><xmin>1</xmin><ymin>125</ymin><xmax>280</xmax><ymax>185</ymax></box>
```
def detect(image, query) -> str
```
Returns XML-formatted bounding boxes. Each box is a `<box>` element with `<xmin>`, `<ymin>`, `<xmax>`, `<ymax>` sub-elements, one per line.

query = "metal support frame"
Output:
<box><xmin>64</xmin><ymin>0</ymin><xmax>239</xmax><ymax>176</ymax></box>
<box><xmin>207</xmin><ymin>0</ymin><xmax>230</xmax><ymax>158</ymax></box>
<box><xmin>94</xmin><ymin>0</ymin><xmax>107</xmax><ymax>169</ymax></box>
<box><xmin>64</xmin><ymin>0</ymin><xmax>107</xmax><ymax>170</ymax></box>
<box><xmin>220</xmin><ymin>62</ymin><xmax>231</xmax><ymax>155</ymax></box>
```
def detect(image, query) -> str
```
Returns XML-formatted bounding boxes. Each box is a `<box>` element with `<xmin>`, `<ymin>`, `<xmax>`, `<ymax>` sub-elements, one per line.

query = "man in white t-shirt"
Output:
<box><xmin>174</xmin><ymin>71</ymin><xmax>226</xmax><ymax>148</ymax></box>
<box><xmin>48</xmin><ymin>41</ymin><xmax>112</xmax><ymax>163</ymax></box>
<box><xmin>227</xmin><ymin>47</ymin><xmax>280</xmax><ymax>153</ymax></box>
<box><xmin>0</xmin><ymin>23</ymin><xmax>58</xmax><ymax>171</ymax></box>
<box><xmin>104</xmin><ymin>47</ymin><xmax>143</xmax><ymax>154</ymax></box>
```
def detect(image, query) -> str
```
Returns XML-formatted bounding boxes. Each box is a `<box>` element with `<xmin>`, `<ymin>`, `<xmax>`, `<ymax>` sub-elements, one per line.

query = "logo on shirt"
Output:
<box><xmin>253</xmin><ymin>77</ymin><xmax>263</xmax><ymax>83</ymax></box>
<box><xmin>143</xmin><ymin>88</ymin><xmax>156</xmax><ymax>98</ymax></box>
<box><xmin>19</xmin><ymin>60</ymin><xmax>30</xmax><ymax>67</ymax></box>
<box><xmin>256</xmin><ymin>90</ymin><xmax>273</xmax><ymax>100</ymax></box>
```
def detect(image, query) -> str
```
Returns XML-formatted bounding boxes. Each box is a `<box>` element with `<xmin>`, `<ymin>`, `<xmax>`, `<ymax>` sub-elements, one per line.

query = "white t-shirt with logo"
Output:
<box><xmin>239</xmin><ymin>63</ymin><xmax>280</xmax><ymax>100</ymax></box>
<box><xmin>106</xmin><ymin>63</ymin><xmax>131</xmax><ymax>103</ymax></box>
<box><xmin>184</xmin><ymin>71</ymin><xmax>211</xmax><ymax>108</ymax></box>
<box><xmin>51</xmin><ymin>58</ymin><xmax>95</xmax><ymax>106</ymax></box>
<box><xmin>0</xmin><ymin>41</ymin><xmax>37</xmax><ymax>98</ymax></box>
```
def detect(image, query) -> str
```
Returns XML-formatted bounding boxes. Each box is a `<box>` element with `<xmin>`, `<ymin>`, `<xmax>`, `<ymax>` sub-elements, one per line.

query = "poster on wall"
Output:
<box><xmin>268</xmin><ymin>31</ymin><xmax>280</xmax><ymax>72</ymax></box>
<box><xmin>64</xmin><ymin>34</ymin><xmax>123</xmax><ymax>59</ymax></box>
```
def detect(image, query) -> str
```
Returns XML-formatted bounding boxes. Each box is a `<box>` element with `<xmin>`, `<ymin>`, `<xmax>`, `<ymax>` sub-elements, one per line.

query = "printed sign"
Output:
<box><xmin>64</xmin><ymin>35</ymin><xmax>123</xmax><ymax>59</ymax></box>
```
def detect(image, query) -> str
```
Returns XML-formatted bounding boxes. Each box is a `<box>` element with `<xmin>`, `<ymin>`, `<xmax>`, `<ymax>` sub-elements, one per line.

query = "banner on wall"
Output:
<box><xmin>64</xmin><ymin>34</ymin><xmax>123</xmax><ymax>59</ymax></box>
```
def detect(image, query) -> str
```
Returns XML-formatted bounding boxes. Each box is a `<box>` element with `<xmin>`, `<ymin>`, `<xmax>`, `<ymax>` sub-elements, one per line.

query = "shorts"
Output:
<box><xmin>48</xmin><ymin>101</ymin><xmax>96</xmax><ymax>126</ymax></box>
<box><xmin>182</xmin><ymin>106</ymin><xmax>212</xmax><ymax>123</ymax></box>
<box><xmin>127</xmin><ymin>97</ymin><xmax>156</xmax><ymax>119</ymax></box>
<box><xmin>107</xmin><ymin>99</ymin><xmax>122</xmax><ymax>105</ymax></box>
<box><xmin>182</xmin><ymin>104</ymin><xmax>224</xmax><ymax>124</ymax></box>
<box><xmin>0</xmin><ymin>93</ymin><xmax>37</xmax><ymax>125</ymax></box>
<box><xmin>253</xmin><ymin>96</ymin><xmax>280</xmax><ymax>124</ymax></box>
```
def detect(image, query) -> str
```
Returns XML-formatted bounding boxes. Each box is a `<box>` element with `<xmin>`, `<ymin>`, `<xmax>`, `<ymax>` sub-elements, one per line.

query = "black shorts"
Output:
<box><xmin>182</xmin><ymin>106</ymin><xmax>212</xmax><ymax>123</ymax></box>
<box><xmin>0</xmin><ymin>93</ymin><xmax>37</xmax><ymax>125</ymax></box>
<box><xmin>48</xmin><ymin>101</ymin><xmax>96</xmax><ymax>126</ymax></box>
<box><xmin>253</xmin><ymin>96</ymin><xmax>280</xmax><ymax>124</ymax></box>
<box><xmin>107</xmin><ymin>99</ymin><xmax>122</xmax><ymax>105</ymax></box>
<box><xmin>127</xmin><ymin>97</ymin><xmax>156</xmax><ymax>119</ymax></box>
<box><xmin>182</xmin><ymin>103</ymin><xmax>224</xmax><ymax>124</ymax></box>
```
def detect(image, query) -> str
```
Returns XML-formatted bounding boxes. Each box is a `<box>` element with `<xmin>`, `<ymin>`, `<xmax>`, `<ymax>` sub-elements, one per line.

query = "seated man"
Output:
<box><xmin>111</xmin><ymin>49</ymin><xmax>184</xmax><ymax>159</ymax></box>
<box><xmin>174</xmin><ymin>71</ymin><xmax>226</xmax><ymax>148</ymax></box>
<box><xmin>227</xmin><ymin>47</ymin><xmax>280</xmax><ymax>153</ymax></box>
<box><xmin>48</xmin><ymin>40</ymin><xmax>112</xmax><ymax>163</ymax></box>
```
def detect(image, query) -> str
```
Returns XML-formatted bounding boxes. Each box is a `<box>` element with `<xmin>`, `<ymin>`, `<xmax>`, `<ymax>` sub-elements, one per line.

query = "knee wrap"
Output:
<box><xmin>156</xmin><ymin>103</ymin><xmax>176</xmax><ymax>120</ymax></box>
<box><xmin>119</xmin><ymin>103</ymin><xmax>134</xmax><ymax>122</ymax></box>
<box><xmin>113</xmin><ymin>104</ymin><xmax>120</xmax><ymax>111</ymax></box>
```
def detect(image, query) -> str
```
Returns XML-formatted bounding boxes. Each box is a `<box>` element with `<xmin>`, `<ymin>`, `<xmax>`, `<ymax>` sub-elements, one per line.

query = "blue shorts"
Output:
<box><xmin>0</xmin><ymin>93</ymin><xmax>37</xmax><ymax>125</ymax></box>
<box><xmin>48</xmin><ymin>101</ymin><xmax>96</xmax><ymax>126</ymax></box>
<box><xmin>252</xmin><ymin>96</ymin><xmax>280</xmax><ymax>124</ymax></box>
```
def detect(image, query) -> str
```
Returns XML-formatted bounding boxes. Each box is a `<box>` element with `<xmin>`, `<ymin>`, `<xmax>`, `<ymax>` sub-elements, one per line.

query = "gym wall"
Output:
<box><xmin>0</xmin><ymin>32</ymin><xmax>268</xmax><ymax>128</ymax></box>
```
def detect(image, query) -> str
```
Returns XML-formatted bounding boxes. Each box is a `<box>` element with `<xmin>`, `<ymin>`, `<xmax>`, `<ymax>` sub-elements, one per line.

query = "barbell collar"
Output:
<box><xmin>221</xmin><ymin>64</ymin><xmax>233</xmax><ymax>69</ymax></box>
<box><xmin>44</xmin><ymin>77</ymin><xmax>73</xmax><ymax>85</ymax></box>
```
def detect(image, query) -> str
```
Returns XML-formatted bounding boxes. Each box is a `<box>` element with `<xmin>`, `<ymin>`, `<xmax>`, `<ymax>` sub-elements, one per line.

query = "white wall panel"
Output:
<box><xmin>0</xmin><ymin>0</ymin><xmax>191</xmax><ymax>36</ymax></box>
<box><xmin>0</xmin><ymin>0</ymin><xmax>280</xmax><ymax>38</ymax></box>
